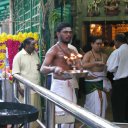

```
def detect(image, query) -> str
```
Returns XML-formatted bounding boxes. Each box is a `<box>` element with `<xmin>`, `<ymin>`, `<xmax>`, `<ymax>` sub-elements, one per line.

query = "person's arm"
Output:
<box><xmin>82</xmin><ymin>52</ymin><xmax>102</xmax><ymax>69</ymax></box>
<box><xmin>107</xmin><ymin>50</ymin><xmax>119</xmax><ymax>73</ymax></box>
<box><xmin>16</xmin><ymin>80</ymin><xmax>24</xmax><ymax>97</ymax></box>
<box><xmin>40</xmin><ymin>51</ymin><xmax>56</xmax><ymax>74</ymax></box>
<box><xmin>40</xmin><ymin>49</ymin><xmax>64</xmax><ymax>75</ymax></box>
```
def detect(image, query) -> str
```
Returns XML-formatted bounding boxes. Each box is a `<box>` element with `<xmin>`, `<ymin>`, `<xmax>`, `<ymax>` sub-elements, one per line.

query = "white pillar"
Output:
<box><xmin>9</xmin><ymin>0</ymin><xmax>13</xmax><ymax>34</ymax></box>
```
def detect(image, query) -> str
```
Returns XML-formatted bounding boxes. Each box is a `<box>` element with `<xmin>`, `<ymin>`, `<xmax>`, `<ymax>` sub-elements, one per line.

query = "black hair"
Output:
<box><xmin>18</xmin><ymin>37</ymin><xmax>34</xmax><ymax>51</ymax></box>
<box><xmin>83</xmin><ymin>36</ymin><xmax>103</xmax><ymax>53</ymax></box>
<box><xmin>110</xmin><ymin>40</ymin><xmax>115</xmax><ymax>47</ymax></box>
<box><xmin>22</xmin><ymin>37</ymin><xmax>34</xmax><ymax>48</ymax></box>
<box><xmin>115</xmin><ymin>33</ymin><xmax>127</xmax><ymax>43</ymax></box>
<box><xmin>124</xmin><ymin>32</ymin><xmax>128</xmax><ymax>43</ymax></box>
<box><xmin>90</xmin><ymin>36</ymin><xmax>103</xmax><ymax>43</ymax></box>
<box><xmin>18</xmin><ymin>43</ymin><xmax>24</xmax><ymax>51</ymax></box>
<box><xmin>56</xmin><ymin>22</ymin><xmax>71</xmax><ymax>32</ymax></box>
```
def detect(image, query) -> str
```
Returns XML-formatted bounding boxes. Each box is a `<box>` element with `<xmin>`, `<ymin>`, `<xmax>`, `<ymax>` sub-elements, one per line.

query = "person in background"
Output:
<box><xmin>107</xmin><ymin>33</ymin><xmax>128</xmax><ymax>122</ymax></box>
<box><xmin>102</xmin><ymin>40</ymin><xmax>115</xmax><ymax>57</ymax></box>
<box><xmin>82</xmin><ymin>36</ymin><xmax>111</xmax><ymax>118</ymax></box>
<box><xmin>40</xmin><ymin>22</ymin><xmax>82</xmax><ymax>128</ymax></box>
<box><xmin>12</xmin><ymin>37</ymin><xmax>42</xmax><ymax>128</ymax></box>
<box><xmin>124</xmin><ymin>32</ymin><xmax>128</xmax><ymax>42</ymax></box>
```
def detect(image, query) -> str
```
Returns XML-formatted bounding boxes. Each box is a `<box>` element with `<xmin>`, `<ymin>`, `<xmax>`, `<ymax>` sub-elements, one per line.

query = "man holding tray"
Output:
<box><xmin>40</xmin><ymin>22</ymin><xmax>82</xmax><ymax>128</ymax></box>
<box><xmin>82</xmin><ymin>36</ymin><xmax>111</xmax><ymax>118</ymax></box>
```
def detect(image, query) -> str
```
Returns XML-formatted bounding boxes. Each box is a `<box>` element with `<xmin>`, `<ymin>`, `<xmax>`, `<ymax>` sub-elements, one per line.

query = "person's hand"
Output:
<box><xmin>18</xmin><ymin>88</ymin><xmax>24</xmax><ymax>97</ymax></box>
<box><xmin>54</xmin><ymin>66</ymin><xmax>64</xmax><ymax>75</ymax></box>
<box><xmin>17</xmin><ymin>85</ymin><xmax>24</xmax><ymax>97</ymax></box>
<box><xmin>37</xmin><ymin>64</ymin><xmax>41</xmax><ymax>71</ymax></box>
<box><xmin>85</xmin><ymin>74</ymin><xmax>98</xmax><ymax>80</ymax></box>
<box><xmin>66</xmin><ymin>59</ymin><xmax>73</xmax><ymax>66</ymax></box>
<box><xmin>95</xmin><ymin>61</ymin><xmax>105</xmax><ymax>66</ymax></box>
<box><xmin>98</xmin><ymin>62</ymin><xmax>105</xmax><ymax>66</ymax></box>
<box><xmin>16</xmin><ymin>81</ymin><xmax>24</xmax><ymax>97</ymax></box>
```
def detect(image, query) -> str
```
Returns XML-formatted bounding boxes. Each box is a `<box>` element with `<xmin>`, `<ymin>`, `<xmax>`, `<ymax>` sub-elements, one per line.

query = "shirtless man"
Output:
<box><xmin>82</xmin><ymin>36</ymin><xmax>111</xmax><ymax>118</ymax></box>
<box><xmin>40</xmin><ymin>22</ymin><xmax>81</xmax><ymax>128</ymax></box>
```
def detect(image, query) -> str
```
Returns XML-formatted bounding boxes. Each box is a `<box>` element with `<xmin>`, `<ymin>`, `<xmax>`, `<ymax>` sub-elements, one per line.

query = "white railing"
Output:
<box><xmin>5</xmin><ymin>74</ymin><xmax>120</xmax><ymax>128</ymax></box>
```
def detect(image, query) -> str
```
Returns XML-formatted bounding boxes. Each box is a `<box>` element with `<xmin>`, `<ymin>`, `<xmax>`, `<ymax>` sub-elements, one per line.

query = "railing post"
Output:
<box><xmin>24</xmin><ymin>86</ymin><xmax>30</xmax><ymax>104</ymax></box>
<box><xmin>2</xmin><ymin>79</ymin><xmax>7</xmax><ymax>101</ymax></box>
<box><xmin>46</xmin><ymin>100</ymin><xmax>55</xmax><ymax>128</ymax></box>
<box><xmin>12</xmin><ymin>81</ymin><xmax>18</xmax><ymax>102</ymax></box>
<box><xmin>24</xmin><ymin>86</ymin><xmax>30</xmax><ymax>128</ymax></box>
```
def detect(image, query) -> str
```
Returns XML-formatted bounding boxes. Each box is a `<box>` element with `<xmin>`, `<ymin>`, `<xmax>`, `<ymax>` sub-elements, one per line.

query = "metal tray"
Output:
<box><xmin>64</xmin><ymin>70</ymin><xmax>88</xmax><ymax>74</ymax></box>
<box><xmin>62</xmin><ymin>70</ymin><xmax>88</xmax><ymax>79</ymax></box>
<box><xmin>113</xmin><ymin>123</ymin><xmax>128</xmax><ymax>128</ymax></box>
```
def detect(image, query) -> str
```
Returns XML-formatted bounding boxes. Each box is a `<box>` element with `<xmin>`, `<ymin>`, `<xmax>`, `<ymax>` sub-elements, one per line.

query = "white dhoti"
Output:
<box><xmin>51</xmin><ymin>78</ymin><xmax>77</xmax><ymax>128</ymax></box>
<box><xmin>85</xmin><ymin>90</ymin><xmax>107</xmax><ymax>118</ymax></box>
<box><xmin>84</xmin><ymin>71</ymin><xmax>111</xmax><ymax>118</ymax></box>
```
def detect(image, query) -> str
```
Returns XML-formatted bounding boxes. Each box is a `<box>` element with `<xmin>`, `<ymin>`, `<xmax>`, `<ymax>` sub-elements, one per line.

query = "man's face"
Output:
<box><xmin>91</xmin><ymin>39</ymin><xmax>103</xmax><ymax>52</ymax></box>
<box><xmin>57</xmin><ymin>27</ymin><xmax>72</xmax><ymax>44</ymax></box>
<box><xmin>26</xmin><ymin>40</ymin><xmax>36</xmax><ymax>53</ymax></box>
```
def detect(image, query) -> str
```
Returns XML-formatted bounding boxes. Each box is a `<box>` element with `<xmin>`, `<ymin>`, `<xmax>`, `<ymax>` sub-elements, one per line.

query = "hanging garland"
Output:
<box><xmin>6</xmin><ymin>40</ymin><xmax>20</xmax><ymax>70</ymax></box>
<box><xmin>0</xmin><ymin>32</ymin><xmax>39</xmax><ymax>70</ymax></box>
<box><xmin>0</xmin><ymin>33</ymin><xmax>7</xmax><ymax>69</ymax></box>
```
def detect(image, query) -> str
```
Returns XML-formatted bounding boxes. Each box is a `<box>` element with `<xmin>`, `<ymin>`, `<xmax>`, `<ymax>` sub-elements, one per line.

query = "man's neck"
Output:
<box><xmin>58</xmin><ymin>42</ymin><xmax>68</xmax><ymax>49</ymax></box>
<box><xmin>92</xmin><ymin>49</ymin><xmax>101</xmax><ymax>54</ymax></box>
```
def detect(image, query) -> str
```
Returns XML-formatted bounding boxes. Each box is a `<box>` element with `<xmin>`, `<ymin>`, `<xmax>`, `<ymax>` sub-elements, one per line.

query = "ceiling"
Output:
<box><xmin>0</xmin><ymin>0</ymin><xmax>9</xmax><ymax>21</ymax></box>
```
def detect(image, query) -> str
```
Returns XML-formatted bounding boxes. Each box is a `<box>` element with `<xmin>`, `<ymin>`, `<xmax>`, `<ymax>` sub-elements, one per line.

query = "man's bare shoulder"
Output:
<box><xmin>46</xmin><ymin>44</ymin><xmax>58</xmax><ymax>55</ymax></box>
<box><xmin>83</xmin><ymin>51</ymin><xmax>92</xmax><ymax>57</ymax></box>
<box><xmin>82</xmin><ymin>51</ymin><xmax>92</xmax><ymax>62</ymax></box>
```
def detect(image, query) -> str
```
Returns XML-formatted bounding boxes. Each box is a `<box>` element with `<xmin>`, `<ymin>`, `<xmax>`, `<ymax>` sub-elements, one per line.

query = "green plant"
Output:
<box><xmin>87</xmin><ymin>0</ymin><xmax>102</xmax><ymax>16</ymax></box>
<box><xmin>48</xmin><ymin>4</ymin><xmax>71</xmax><ymax>44</ymax></box>
<box><xmin>122</xmin><ymin>0</ymin><xmax>128</xmax><ymax>8</ymax></box>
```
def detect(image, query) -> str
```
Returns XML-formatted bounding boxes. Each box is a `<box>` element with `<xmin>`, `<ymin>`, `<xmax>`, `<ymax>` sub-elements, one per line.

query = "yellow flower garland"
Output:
<box><xmin>0</xmin><ymin>53</ymin><xmax>6</xmax><ymax>60</ymax></box>
<box><xmin>0</xmin><ymin>44</ymin><xmax>6</xmax><ymax>50</ymax></box>
<box><xmin>0</xmin><ymin>63</ymin><xmax>5</xmax><ymax>69</ymax></box>
<box><xmin>0</xmin><ymin>32</ymin><xmax>39</xmax><ymax>43</ymax></box>
<box><xmin>0</xmin><ymin>32</ymin><xmax>39</xmax><ymax>69</ymax></box>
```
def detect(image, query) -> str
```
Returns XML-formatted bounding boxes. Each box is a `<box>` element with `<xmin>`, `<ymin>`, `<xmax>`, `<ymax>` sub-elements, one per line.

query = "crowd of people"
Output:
<box><xmin>11</xmin><ymin>22</ymin><xmax>128</xmax><ymax>128</ymax></box>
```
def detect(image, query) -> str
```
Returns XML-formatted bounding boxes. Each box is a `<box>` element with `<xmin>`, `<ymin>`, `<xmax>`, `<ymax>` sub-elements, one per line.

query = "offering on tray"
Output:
<box><xmin>62</xmin><ymin>70</ymin><xmax>88</xmax><ymax>79</ymax></box>
<box><xmin>64</xmin><ymin>53</ymin><xmax>83</xmax><ymax>70</ymax></box>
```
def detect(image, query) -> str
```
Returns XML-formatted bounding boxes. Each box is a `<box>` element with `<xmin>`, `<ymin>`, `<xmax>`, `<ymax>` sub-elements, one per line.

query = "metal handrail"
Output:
<box><xmin>13</xmin><ymin>74</ymin><xmax>120</xmax><ymax>128</ymax></box>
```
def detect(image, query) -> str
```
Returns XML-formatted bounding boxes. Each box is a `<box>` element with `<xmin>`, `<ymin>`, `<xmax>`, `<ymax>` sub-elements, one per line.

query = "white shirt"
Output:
<box><xmin>107</xmin><ymin>44</ymin><xmax>128</xmax><ymax>80</ymax></box>
<box><xmin>12</xmin><ymin>49</ymin><xmax>41</xmax><ymax>85</ymax></box>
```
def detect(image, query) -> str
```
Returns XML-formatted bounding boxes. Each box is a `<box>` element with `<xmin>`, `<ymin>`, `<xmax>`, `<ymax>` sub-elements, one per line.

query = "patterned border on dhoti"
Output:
<box><xmin>85</xmin><ymin>80</ymin><xmax>103</xmax><ymax>95</ymax></box>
